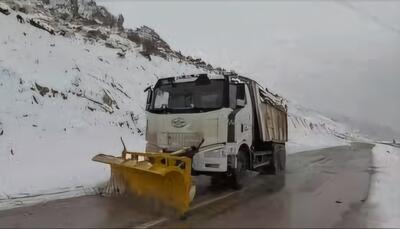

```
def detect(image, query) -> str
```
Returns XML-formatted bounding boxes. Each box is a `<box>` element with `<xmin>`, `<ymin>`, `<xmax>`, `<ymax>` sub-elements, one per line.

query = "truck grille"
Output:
<box><xmin>164</xmin><ymin>132</ymin><xmax>202</xmax><ymax>148</ymax></box>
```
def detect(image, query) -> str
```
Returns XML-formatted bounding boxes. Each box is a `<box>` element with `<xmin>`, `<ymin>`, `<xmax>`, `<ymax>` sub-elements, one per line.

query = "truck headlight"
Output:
<box><xmin>203</xmin><ymin>150</ymin><xmax>222</xmax><ymax>158</ymax></box>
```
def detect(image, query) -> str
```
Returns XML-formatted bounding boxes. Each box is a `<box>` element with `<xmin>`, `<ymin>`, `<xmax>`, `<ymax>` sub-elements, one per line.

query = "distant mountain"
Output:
<box><xmin>328</xmin><ymin>113</ymin><xmax>400</xmax><ymax>141</ymax></box>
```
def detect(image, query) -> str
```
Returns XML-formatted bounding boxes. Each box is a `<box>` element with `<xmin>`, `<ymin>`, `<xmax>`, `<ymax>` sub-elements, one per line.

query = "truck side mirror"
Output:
<box><xmin>144</xmin><ymin>86</ymin><xmax>153</xmax><ymax>111</ymax></box>
<box><xmin>236</xmin><ymin>83</ymin><xmax>245</xmax><ymax>108</ymax></box>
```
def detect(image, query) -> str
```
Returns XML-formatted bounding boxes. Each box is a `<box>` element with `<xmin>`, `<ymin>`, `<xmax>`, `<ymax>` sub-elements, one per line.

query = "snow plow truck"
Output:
<box><xmin>93</xmin><ymin>73</ymin><xmax>288</xmax><ymax>215</ymax></box>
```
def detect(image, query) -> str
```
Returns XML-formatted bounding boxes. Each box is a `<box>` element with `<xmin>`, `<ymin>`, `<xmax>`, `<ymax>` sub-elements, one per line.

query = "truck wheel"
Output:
<box><xmin>230</xmin><ymin>150</ymin><xmax>248</xmax><ymax>190</ymax></box>
<box><xmin>260</xmin><ymin>144</ymin><xmax>283</xmax><ymax>175</ymax></box>
<box><xmin>279</xmin><ymin>145</ymin><xmax>286</xmax><ymax>171</ymax></box>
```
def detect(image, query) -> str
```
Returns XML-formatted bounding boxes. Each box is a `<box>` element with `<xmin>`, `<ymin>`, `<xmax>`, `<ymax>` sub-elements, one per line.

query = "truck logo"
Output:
<box><xmin>171</xmin><ymin>117</ymin><xmax>187</xmax><ymax>128</ymax></box>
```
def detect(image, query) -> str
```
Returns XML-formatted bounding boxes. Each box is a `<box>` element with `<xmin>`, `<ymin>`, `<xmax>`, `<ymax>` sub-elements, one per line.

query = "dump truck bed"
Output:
<box><xmin>243</xmin><ymin>77</ymin><xmax>288</xmax><ymax>144</ymax></box>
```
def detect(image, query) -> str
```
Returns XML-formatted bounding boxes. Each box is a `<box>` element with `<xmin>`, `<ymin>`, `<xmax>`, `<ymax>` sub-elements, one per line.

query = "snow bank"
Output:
<box><xmin>286</xmin><ymin>103</ymin><xmax>351</xmax><ymax>154</ymax></box>
<box><xmin>0</xmin><ymin>10</ymin><xmax>203</xmax><ymax>209</ymax></box>
<box><xmin>366</xmin><ymin>144</ymin><xmax>400</xmax><ymax>227</ymax></box>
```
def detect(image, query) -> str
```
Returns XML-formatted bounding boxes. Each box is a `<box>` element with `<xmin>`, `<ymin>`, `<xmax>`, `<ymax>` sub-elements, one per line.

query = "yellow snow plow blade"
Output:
<box><xmin>92</xmin><ymin>150</ymin><xmax>194</xmax><ymax>215</ymax></box>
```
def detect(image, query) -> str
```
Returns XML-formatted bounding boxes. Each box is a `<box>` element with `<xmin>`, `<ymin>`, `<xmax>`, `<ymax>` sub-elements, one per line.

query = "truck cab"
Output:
<box><xmin>145</xmin><ymin>73</ymin><xmax>288</xmax><ymax>186</ymax></box>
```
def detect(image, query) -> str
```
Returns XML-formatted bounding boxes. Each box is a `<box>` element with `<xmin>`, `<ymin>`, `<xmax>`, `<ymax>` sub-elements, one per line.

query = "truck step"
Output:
<box><xmin>253</xmin><ymin>150</ymin><xmax>272</xmax><ymax>157</ymax></box>
<box><xmin>253</xmin><ymin>161</ymin><xmax>270</xmax><ymax>169</ymax></box>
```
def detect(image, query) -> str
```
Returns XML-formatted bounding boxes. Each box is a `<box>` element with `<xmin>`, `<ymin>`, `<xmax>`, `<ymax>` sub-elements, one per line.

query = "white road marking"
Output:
<box><xmin>190</xmin><ymin>190</ymin><xmax>240</xmax><ymax>211</ymax></box>
<box><xmin>135</xmin><ymin>189</ymin><xmax>246</xmax><ymax>228</ymax></box>
<box><xmin>134</xmin><ymin>217</ymin><xmax>168</xmax><ymax>229</ymax></box>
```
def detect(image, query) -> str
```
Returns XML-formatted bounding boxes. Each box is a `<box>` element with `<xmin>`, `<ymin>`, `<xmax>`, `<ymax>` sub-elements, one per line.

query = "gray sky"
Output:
<box><xmin>99</xmin><ymin>0</ymin><xmax>400</xmax><ymax>134</ymax></box>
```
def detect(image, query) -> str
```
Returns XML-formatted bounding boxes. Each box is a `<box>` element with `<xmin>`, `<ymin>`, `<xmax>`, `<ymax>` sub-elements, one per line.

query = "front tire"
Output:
<box><xmin>230</xmin><ymin>149</ymin><xmax>248</xmax><ymax>190</ymax></box>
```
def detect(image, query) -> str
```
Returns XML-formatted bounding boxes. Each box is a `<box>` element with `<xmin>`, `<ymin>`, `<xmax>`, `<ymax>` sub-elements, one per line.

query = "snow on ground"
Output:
<box><xmin>0</xmin><ymin>10</ymin><xmax>203</xmax><ymax>209</ymax></box>
<box><xmin>0</xmin><ymin>4</ymin><xmax>355</xmax><ymax>209</ymax></box>
<box><xmin>364</xmin><ymin>144</ymin><xmax>400</xmax><ymax>227</ymax></box>
<box><xmin>286</xmin><ymin>103</ymin><xmax>352</xmax><ymax>154</ymax></box>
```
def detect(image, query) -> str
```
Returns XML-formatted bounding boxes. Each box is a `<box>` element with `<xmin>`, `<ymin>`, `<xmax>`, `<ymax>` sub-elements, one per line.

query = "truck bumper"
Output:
<box><xmin>192</xmin><ymin>146</ymin><xmax>228</xmax><ymax>172</ymax></box>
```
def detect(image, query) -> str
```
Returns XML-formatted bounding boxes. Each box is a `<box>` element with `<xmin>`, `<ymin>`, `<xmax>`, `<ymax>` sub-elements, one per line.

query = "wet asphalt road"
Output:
<box><xmin>0</xmin><ymin>143</ymin><xmax>373</xmax><ymax>228</ymax></box>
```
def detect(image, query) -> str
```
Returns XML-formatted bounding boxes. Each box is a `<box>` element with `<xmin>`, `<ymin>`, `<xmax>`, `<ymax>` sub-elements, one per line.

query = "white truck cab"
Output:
<box><xmin>145</xmin><ymin>73</ymin><xmax>288</xmax><ymax>187</ymax></box>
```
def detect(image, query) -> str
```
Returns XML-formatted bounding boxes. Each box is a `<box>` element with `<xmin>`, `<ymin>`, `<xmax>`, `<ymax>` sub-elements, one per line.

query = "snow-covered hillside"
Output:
<box><xmin>286</xmin><ymin>103</ymin><xmax>356</xmax><ymax>154</ymax></box>
<box><xmin>0</xmin><ymin>0</ymin><xmax>356</xmax><ymax>209</ymax></box>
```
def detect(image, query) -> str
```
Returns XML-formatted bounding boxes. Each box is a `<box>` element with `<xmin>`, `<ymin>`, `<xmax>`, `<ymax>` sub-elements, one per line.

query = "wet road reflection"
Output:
<box><xmin>161</xmin><ymin>143</ymin><xmax>373</xmax><ymax>228</ymax></box>
<box><xmin>0</xmin><ymin>143</ymin><xmax>373</xmax><ymax>228</ymax></box>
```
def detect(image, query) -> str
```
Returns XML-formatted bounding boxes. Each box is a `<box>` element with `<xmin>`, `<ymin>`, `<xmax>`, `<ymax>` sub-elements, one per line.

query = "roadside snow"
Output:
<box><xmin>286</xmin><ymin>131</ymin><xmax>349</xmax><ymax>154</ymax></box>
<box><xmin>286</xmin><ymin>103</ymin><xmax>351</xmax><ymax>154</ymax></box>
<box><xmin>366</xmin><ymin>144</ymin><xmax>400</xmax><ymax>227</ymax></box>
<box><xmin>0</xmin><ymin>10</ymin><xmax>202</xmax><ymax>208</ymax></box>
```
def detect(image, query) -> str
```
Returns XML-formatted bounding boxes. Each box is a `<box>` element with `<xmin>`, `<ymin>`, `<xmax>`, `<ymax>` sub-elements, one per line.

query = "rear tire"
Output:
<box><xmin>279</xmin><ymin>145</ymin><xmax>286</xmax><ymax>171</ymax></box>
<box><xmin>260</xmin><ymin>144</ymin><xmax>285</xmax><ymax>175</ymax></box>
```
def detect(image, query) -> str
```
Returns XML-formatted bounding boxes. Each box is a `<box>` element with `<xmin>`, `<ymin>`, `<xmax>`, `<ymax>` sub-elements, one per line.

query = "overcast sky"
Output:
<box><xmin>98</xmin><ymin>0</ymin><xmax>400</xmax><ymax>134</ymax></box>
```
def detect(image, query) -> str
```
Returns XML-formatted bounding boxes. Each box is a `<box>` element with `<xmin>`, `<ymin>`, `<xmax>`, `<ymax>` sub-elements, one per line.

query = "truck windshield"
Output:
<box><xmin>150</xmin><ymin>80</ymin><xmax>225</xmax><ymax>113</ymax></box>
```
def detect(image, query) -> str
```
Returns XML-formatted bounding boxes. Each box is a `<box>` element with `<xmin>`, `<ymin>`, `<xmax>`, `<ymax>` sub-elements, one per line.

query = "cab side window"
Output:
<box><xmin>229</xmin><ymin>84</ymin><xmax>237</xmax><ymax>108</ymax></box>
<box><xmin>229</xmin><ymin>83</ymin><xmax>246</xmax><ymax>109</ymax></box>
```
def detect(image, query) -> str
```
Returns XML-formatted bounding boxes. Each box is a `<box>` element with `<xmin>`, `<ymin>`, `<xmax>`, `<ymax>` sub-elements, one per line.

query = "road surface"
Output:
<box><xmin>0</xmin><ymin>143</ymin><xmax>374</xmax><ymax>228</ymax></box>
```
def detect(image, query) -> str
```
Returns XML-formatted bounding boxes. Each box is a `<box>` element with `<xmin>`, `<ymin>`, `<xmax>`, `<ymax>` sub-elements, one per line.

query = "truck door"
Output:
<box><xmin>228</xmin><ymin>83</ymin><xmax>253</xmax><ymax>146</ymax></box>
